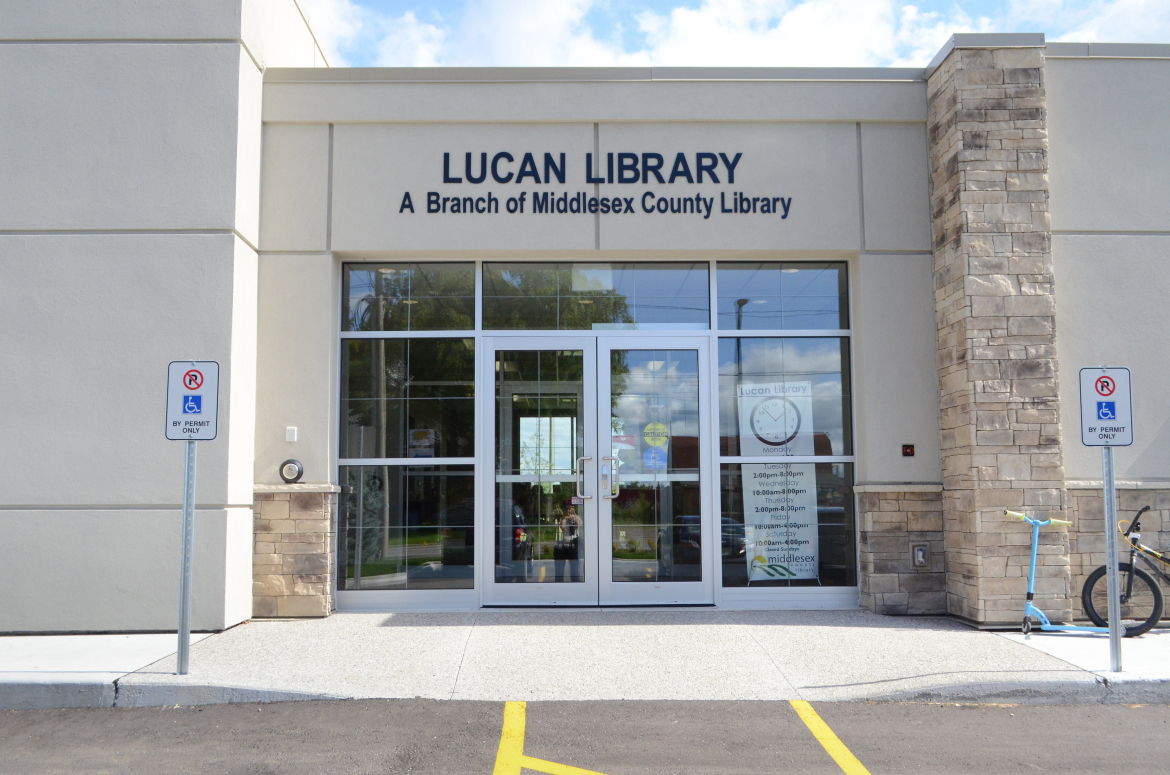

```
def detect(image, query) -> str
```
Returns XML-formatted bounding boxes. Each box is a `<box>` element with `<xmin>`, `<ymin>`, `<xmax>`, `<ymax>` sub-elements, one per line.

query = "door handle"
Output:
<box><xmin>601</xmin><ymin>456</ymin><xmax>619</xmax><ymax>499</ymax></box>
<box><xmin>576</xmin><ymin>456</ymin><xmax>593</xmax><ymax>499</ymax></box>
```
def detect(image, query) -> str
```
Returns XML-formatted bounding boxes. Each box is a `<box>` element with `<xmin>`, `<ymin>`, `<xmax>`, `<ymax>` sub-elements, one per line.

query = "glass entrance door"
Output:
<box><xmin>598</xmin><ymin>338</ymin><xmax>713</xmax><ymax>604</ymax></box>
<box><xmin>483</xmin><ymin>335</ymin><xmax>712</xmax><ymax>606</ymax></box>
<box><xmin>483</xmin><ymin>338</ymin><xmax>600</xmax><ymax>604</ymax></box>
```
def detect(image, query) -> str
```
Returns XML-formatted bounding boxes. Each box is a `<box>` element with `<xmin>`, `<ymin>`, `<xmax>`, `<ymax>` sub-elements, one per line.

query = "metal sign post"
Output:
<box><xmin>1079</xmin><ymin>367</ymin><xmax>1134</xmax><ymax>673</ymax></box>
<box><xmin>1102</xmin><ymin>444</ymin><xmax>1121</xmax><ymax>672</ymax></box>
<box><xmin>178</xmin><ymin>439</ymin><xmax>197</xmax><ymax>674</ymax></box>
<box><xmin>165</xmin><ymin>361</ymin><xmax>220</xmax><ymax>675</ymax></box>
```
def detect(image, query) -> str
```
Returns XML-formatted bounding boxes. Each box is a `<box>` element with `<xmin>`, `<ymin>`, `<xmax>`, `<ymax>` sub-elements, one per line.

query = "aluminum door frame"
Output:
<box><xmin>597</xmin><ymin>336</ymin><xmax>716</xmax><ymax>605</ymax></box>
<box><xmin>480</xmin><ymin>336</ymin><xmax>601</xmax><ymax>606</ymax></box>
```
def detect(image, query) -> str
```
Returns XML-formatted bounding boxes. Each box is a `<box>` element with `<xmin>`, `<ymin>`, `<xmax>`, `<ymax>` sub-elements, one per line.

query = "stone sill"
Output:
<box><xmin>1066</xmin><ymin>480</ymin><xmax>1170</xmax><ymax>490</ymax></box>
<box><xmin>254</xmin><ymin>483</ymin><xmax>342</xmax><ymax>494</ymax></box>
<box><xmin>854</xmin><ymin>484</ymin><xmax>943</xmax><ymax>493</ymax></box>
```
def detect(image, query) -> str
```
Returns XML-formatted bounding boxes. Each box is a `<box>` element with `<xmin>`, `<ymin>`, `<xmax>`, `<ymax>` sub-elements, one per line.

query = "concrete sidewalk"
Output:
<box><xmin>999</xmin><ymin>628</ymin><xmax>1170</xmax><ymax>681</ymax></box>
<box><xmin>0</xmin><ymin>633</ymin><xmax>211</xmax><ymax>709</ymax></box>
<box><xmin>6</xmin><ymin>610</ymin><xmax>1168</xmax><ymax>709</ymax></box>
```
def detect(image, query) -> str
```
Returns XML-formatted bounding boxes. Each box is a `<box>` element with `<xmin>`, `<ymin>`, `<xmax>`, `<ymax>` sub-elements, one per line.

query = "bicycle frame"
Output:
<box><xmin>1122</xmin><ymin>507</ymin><xmax>1170</xmax><ymax>586</ymax></box>
<box><xmin>1008</xmin><ymin>510</ymin><xmax>1112</xmax><ymax>635</ymax></box>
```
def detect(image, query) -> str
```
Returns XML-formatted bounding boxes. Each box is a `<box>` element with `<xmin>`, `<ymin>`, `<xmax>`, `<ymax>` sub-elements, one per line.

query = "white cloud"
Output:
<box><xmin>441</xmin><ymin>0</ymin><xmax>644</xmax><ymax>66</ymax></box>
<box><xmin>1058</xmin><ymin>0</ymin><xmax>1170</xmax><ymax>42</ymax></box>
<box><xmin>297</xmin><ymin>0</ymin><xmax>367</xmax><ymax>66</ymax></box>
<box><xmin>297</xmin><ymin>0</ymin><xmax>1170</xmax><ymax>70</ymax></box>
<box><xmin>1008</xmin><ymin>0</ymin><xmax>1170</xmax><ymax>42</ymax></box>
<box><xmin>377</xmin><ymin>12</ymin><xmax>447</xmax><ymax>66</ymax></box>
<box><xmin>635</xmin><ymin>0</ymin><xmax>992</xmax><ymax>67</ymax></box>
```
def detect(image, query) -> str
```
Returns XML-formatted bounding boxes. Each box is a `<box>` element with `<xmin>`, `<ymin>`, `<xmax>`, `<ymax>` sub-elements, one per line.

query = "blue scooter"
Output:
<box><xmin>1005</xmin><ymin>509</ymin><xmax>1115</xmax><ymax>635</ymax></box>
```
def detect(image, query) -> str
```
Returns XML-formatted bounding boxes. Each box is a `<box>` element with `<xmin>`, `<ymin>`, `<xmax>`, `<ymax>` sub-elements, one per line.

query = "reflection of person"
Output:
<box><xmin>553</xmin><ymin>505</ymin><xmax>582</xmax><ymax>581</ymax></box>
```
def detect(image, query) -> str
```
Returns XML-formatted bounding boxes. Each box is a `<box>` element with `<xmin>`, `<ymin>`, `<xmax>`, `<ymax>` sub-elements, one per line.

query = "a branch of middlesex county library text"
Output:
<box><xmin>397</xmin><ymin>151</ymin><xmax>793</xmax><ymax>220</ymax></box>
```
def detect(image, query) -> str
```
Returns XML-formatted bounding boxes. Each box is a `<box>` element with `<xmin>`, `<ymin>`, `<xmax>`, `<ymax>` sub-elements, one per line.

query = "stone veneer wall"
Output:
<box><xmin>253</xmin><ymin>487</ymin><xmax>339</xmax><ymax>617</ymax></box>
<box><xmin>1067</xmin><ymin>487</ymin><xmax>1170</xmax><ymax>608</ymax></box>
<box><xmin>858</xmin><ymin>488</ymin><xmax>947</xmax><ymax>615</ymax></box>
<box><xmin>926</xmin><ymin>39</ymin><xmax>1073</xmax><ymax>624</ymax></box>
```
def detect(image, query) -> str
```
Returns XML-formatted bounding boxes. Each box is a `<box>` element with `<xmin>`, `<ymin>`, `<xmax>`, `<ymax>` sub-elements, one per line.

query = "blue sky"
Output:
<box><xmin>297</xmin><ymin>0</ymin><xmax>1169</xmax><ymax>68</ymax></box>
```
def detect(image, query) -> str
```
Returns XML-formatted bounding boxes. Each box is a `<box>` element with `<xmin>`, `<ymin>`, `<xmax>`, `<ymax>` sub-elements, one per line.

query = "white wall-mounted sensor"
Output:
<box><xmin>285</xmin><ymin>426</ymin><xmax>297</xmax><ymax>443</ymax></box>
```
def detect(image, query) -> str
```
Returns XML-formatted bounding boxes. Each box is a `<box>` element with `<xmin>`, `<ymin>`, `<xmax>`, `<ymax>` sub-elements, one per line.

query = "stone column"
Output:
<box><xmin>252</xmin><ymin>485</ymin><xmax>339</xmax><ymax>617</ymax></box>
<box><xmin>926</xmin><ymin>35</ymin><xmax>1072</xmax><ymax>624</ymax></box>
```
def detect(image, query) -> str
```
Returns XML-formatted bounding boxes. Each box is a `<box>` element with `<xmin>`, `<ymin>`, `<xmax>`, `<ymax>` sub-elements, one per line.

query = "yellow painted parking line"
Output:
<box><xmin>790</xmin><ymin>700</ymin><xmax>872</xmax><ymax>775</ymax></box>
<box><xmin>493</xmin><ymin>701</ymin><xmax>527</xmax><ymax>775</ymax></box>
<box><xmin>521</xmin><ymin>756</ymin><xmax>610</xmax><ymax>775</ymax></box>
<box><xmin>493</xmin><ymin>701</ymin><xmax>609</xmax><ymax>775</ymax></box>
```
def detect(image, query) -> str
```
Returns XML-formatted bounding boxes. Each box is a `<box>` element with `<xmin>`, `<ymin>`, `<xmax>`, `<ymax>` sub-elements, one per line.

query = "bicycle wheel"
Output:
<box><xmin>1082</xmin><ymin>563</ymin><xmax>1164</xmax><ymax>637</ymax></box>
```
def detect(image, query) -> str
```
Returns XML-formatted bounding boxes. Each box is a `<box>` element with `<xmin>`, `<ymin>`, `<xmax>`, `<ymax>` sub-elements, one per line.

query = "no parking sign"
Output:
<box><xmin>166</xmin><ymin>361</ymin><xmax>220</xmax><ymax>440</ymax></box>
<box><xmin>1079</xmin><ymin>367</ymin><xmax>1132</xmax><ymax>447</ymax></box>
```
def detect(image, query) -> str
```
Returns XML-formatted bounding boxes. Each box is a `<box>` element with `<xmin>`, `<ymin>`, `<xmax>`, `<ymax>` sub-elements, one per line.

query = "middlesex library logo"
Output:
<box><xmin>397</xmin><ymin>150</ymin><xmax>793</xmax><ymax>220</ymax></box>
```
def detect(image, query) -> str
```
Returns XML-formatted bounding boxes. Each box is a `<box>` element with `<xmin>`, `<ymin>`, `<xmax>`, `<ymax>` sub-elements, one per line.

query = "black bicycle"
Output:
<box><xmin>1081</xmin><ymin>506</ymin><xmax>1167</xmax><ymax>636</ymax></box>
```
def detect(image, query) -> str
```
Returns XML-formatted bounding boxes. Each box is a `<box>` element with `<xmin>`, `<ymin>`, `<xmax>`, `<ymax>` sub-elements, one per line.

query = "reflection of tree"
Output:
<box><xmin>561</xmin><ymin>287</ymin><xmax>634</xmax><ymax>330</ymax></box>
<box><xmin>346</xmin><ymin>264</ymin><xmax>474</xmax><ymax>331</ymax></box>
<box><xmin>519</xmin><ymin>424</ymin><xmax>549</xmax><ymax>474</ymax></box>
<box><xmin>482</xmin><ymin>264</ymin><xmax>636</xmax><ymax>330</ymax></box>
<box><xmin>610</xmin><ymin>350</ymin><xmax>630</xmax><ymax>421</ymax></box>
<box><xmin>614</xmin><ymin>491</ymin><xmax>656</xmax><ymax>526</ymax></box>
<box><xmin>344</xmin><ymin>338</ymin><xmax>475</xmax><ymax>458</ymax></box>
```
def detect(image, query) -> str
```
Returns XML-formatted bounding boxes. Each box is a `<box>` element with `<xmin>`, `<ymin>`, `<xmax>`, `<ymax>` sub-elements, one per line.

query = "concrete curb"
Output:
<box><xmin>5</xmin><ymin>677</ymin><xmax>1170</xmax><ymax>709</ymax></box>
<box><xmin>0</xmin><ymin>680</ymin><xmax>116</xmax><ymax>710</ymax></box>
<box><xmin>113</xmin><ymin>683</ymin><xmax>339</xmax><ymax>708</ymax></box>
<box><xmin>874</xmin><ymin>678</ymin><xmax>1170</xmax><ymax>705</ymax></box>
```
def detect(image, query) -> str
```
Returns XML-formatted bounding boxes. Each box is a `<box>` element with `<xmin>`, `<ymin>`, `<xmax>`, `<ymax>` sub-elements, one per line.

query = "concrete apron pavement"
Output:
<box><xmin>114</xmin><ymin>610</ymin><xmax>1170</xmax><ymax>707</ymax></box>
<box><xmin>5</xmin><ymin>610</ymin><xmax>1168</xmax><ymax>709</ymax></box>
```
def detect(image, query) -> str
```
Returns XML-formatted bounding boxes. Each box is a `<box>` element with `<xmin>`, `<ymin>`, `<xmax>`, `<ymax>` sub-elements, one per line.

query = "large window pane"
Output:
<box><xmin>495</xmin><ymin>350</ymin><xmax>586</xmax><ymax>583</ymax></box>
<box><xmin>343</xmin><ymin>262</ymin><xmax>474</xmax><ymax>331</ymax></box>
<box><xmin>341</xmin><ymin>338</ymin><xmax>474</xmax><ymax>459</ymax></box>
<box><xmin>718</xmin><ymin>337</ymin><xmax>851</xmax><ymax>457</ymax></box>
<box><xmin>339</xmin><ymin>465</ymin><xmax>474</xmax><ymax>590</ymax></box>
<box><xmin>609</xmin><ymin>349</ymin><xmax>702</xmax><ymax>582</ymax></box>
<box><xmin>720</xmin><ymin>463</ymin><xmax>854</xmax><ymax>587</ymax></box>
<box><xmin>483</xmin><ymin>262</ymin><xmax>710</xmax><ymax>330</ymax></box>
<box><xmin>717</xmin><ymin>262</ymin><xmax>848</xmax><ymax>330</ymax></box>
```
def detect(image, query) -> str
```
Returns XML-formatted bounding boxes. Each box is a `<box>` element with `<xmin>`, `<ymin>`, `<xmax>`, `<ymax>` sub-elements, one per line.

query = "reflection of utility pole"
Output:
<box><xmin>735</xmin><ymin>298</ymin><xmax>748</xmax><ymax>449</ymax></box>
<box><xmin>355</xmin><ymin>432</ymin><xmax>364</xmax><ymax>591</ymax></box>
<box><xmin>375</xmin><ymin>278</ymin><xmax>390</xmax><ymax>556</ymax></box>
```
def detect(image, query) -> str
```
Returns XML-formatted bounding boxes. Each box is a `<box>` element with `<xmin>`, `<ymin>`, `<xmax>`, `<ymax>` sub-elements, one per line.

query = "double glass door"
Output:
<box><xmin>484</xmin><ymin>337</ymin><xmax>713</xmax><ymax>605</ymax></box>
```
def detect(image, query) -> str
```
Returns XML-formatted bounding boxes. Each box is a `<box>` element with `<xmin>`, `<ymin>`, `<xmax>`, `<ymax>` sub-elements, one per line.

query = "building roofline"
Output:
<box><xmin>1045</xmin><ymin>41</ymin><xmax>1170</xmax><ymax>59</ymax></box>
<box><xmin>263</xmin><ymin>65</ymin><xmax>927</xmax><ymax>84</ymax></box>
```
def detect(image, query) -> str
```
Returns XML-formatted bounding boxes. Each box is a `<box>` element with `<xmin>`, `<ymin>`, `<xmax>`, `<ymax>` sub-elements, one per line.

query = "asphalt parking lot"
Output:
<box><xmin>3</xmin><ymin>699</ymin><xmax>1170</xmax><ymax>775</ymax></box>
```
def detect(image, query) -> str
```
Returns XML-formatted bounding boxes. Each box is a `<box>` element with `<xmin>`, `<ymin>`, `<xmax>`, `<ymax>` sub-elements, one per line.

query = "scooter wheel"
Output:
<box><xmin>1022</xmin><ymin>618</ymin><xmax>1031</xmax><ymax>635</ymax></box>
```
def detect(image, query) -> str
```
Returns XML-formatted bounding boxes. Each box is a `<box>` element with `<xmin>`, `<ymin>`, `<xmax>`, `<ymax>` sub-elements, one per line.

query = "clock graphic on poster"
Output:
<box><xmin>750</xmin><ymin>397</ymin><xmax>802</xmax><ymax>446</ymax></box>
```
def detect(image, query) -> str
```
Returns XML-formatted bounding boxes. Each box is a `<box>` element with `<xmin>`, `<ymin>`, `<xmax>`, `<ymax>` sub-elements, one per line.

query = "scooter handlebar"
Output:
<box><xmin>1004</xmin><ymin>509</ymin><xmax>1070</xmax><ymax>526</ymax></box>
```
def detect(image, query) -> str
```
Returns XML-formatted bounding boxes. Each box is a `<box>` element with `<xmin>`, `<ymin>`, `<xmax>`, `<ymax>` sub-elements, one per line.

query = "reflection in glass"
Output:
<box><xmin>718</xmin><ymin>338</ymin><xmax>851</xmax><ymax>457</ymax></box>
<box><xmin>339</xmin><ymin>465</ymin><xmax>474</xmax><ymax>590</ymax></box>
<box><xmin>495</xmin><ymin>350</ymin><xmax>586</xmax><ymax>583</ymax></box>
<box><xmin>343</xmin><ymin>263</ymin><xmax>474</xmax><ymax>331</ymax></box>
<box><xmin>483</xmin><ymin>262</ymin><xmax>710</xmax><ymax>330</ymax></box>
<box><xmin>609</xmin><ymin>349</ymin><xmax>702</xmax><ymax>582</ymax></box>
<box><xmin>341</xmin><ymin>339</ymin><xmax>475</xmax><ymax>459</ymax></box>
<box><xmin>720</xmin><ymin>463</ymin><xmax>854</xmax><ymax>587</ymax></box>
<box><xmin>717</xmin><ymin>262</ymin><xmax>848</xmax><ymax>330</ymax></box>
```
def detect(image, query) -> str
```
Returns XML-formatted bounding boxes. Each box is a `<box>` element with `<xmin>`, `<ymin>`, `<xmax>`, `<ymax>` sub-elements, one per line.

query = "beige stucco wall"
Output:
<box><xmin>0</xmin><ymin>1</ymin><xmax>323</xmax><ymax>632</ymax></box>
<box><xmin>1047</xmin><ymin>52</ymin><xmax>1170</xmax><ymax>484</ymax></box>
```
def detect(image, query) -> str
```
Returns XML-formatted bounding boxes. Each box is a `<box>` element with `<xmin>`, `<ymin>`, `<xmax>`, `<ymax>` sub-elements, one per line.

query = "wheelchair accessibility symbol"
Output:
<box><xmin>183</xmin><ymin>395</ymin><xmax>202</xmax><ymax>414</ymax></box>
<box><xmin>1097</xmin><ymin>401</ymin><xmax>1116</xmax><ymax>421</ymax></box>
